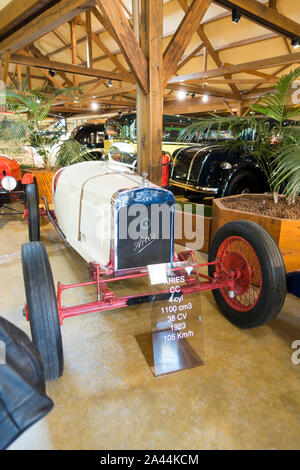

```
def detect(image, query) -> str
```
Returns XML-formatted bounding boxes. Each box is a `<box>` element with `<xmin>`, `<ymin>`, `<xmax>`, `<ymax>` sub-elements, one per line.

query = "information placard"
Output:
<box><xmin>136</xmin><ymin>262</ymin><xmax>205</xmax><ymax>376</ymax></box>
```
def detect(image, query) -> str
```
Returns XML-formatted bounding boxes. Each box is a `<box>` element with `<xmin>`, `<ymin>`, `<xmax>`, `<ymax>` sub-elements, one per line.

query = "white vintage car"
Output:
<box><xmin>52</xmin><ymin>161</ymin><xmax>174</xmax><ymax>271</ymax></box>
<box><xmin>21</xmin><ymin>161</ymin><xmax>286</xmax><ymax>381</ymax></box>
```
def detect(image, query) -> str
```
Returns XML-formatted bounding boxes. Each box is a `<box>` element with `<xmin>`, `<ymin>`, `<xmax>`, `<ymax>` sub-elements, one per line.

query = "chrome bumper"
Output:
<box><xmin>169</xmin><ymin>181</ymin><xmax>219</xmax><ymax>195</ymax></box>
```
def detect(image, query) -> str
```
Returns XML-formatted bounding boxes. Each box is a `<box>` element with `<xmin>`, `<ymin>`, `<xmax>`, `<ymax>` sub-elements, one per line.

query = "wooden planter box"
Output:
<box><xmin>211</xmin><ymin>194</ymin><xmax>300</xmax><ymax>274</ymax></box>
<box><xmin>174</xmin><ymin>209</ymin><xmax>211</xmax><ymax>254</ymax></box>
<box><xmin>24</xmin><ymin>169</ymin><xmax>56</xmax><ymax>204</ymax></box>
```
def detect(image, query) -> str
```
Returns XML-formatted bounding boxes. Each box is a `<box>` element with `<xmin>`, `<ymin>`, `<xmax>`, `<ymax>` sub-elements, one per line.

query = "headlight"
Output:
<box><xmin>220</xmin><ymin>162</ymin><xmax>232</xmax><ymax>170</ymax></box>
<box><xmin>1</xmin><ymin>175</ymin><xmax>17</xmax><ymax>191</ymax></box>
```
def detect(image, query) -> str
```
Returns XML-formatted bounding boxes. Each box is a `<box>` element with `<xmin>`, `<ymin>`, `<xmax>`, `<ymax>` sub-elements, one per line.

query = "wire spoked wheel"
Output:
<box><xmin>208</xmin><ymin>220</ymin><xmax>286</xmax><ymax>329</ymax></box>
<box><xmin>216</xmin><ymin>236</ymin><xmax>262</xmax><ymax>312</ymax></box>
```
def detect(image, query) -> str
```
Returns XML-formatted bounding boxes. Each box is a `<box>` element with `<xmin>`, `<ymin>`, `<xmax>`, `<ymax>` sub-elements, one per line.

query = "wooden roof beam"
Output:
<box><xmin>0</xmin><ymin>0</ymin><xmax>96</xmax><ymax>56</ymax></box>
<box><xmin>177</xmin><ymin>0</ymin><xmax>240</xmax><ymax>98</ymax></box>
<box><xmin>213</xmin><ymin>0</ymin><xmax>300</xmax><ymax>40</ymax></box>
<box><xmin>70</xmin><ymin>19</ymin><xmax>79</xmax><ymax>87</ymax></box>
<box><xmin>169</xmin><ymin>50</ymin><xmax>300</xmax><ymax>83</ymax></box>
<box><xmin>29</xmin><ymin>44</ymin><xmax>73</xmax><ymax>87</ymax></box>
<box><xmin>75</xmin><ymin>17</ymin><xmax>128</xmax><ymax>73</ymax></box>
<box><xmin>86</xmin><ymin>85</ymin><xmax>137</xmax><ymax>99</ymax></box>
<box><xmin>175</xmin><ymin>42</ymin><xmax>205</xmax><ymax>72</ymax></box>
<box><xmin>86</xmin><ymin>9</ymin><xmax>93</xmax><ymax>68</ymax></box>
<box><xmin>163</xmin><ymin>0</ymin><xmax>211</xmax><ymax>88</ymax></box>
<box><xmin>21</xmin><ymin>48</ymin><xmax>65</xmax><ymax>90</ymax></box>
<box><xmin>96</xmin><ymin>0</ymin><xmax>148</xmax><ymax>94</ymax></box>
<box><xmin>166</xmin><ymin>83</ymin><xmax>237</xmax><ymax>100</ymax></box>
<box><xmin>2</xmin><ymin>51</ymin><xmax>11</xmax><ymax>85</ymax></box>
<box><xmin>164</xmin><ymin>97</ymin><xmax>241</xmax><ymax>114</ymax></box>
<box><xmin>0</xmin><ymin>0</ymin><xmax>57</xmax><ymax>40</ymax></box>
<box><xmin>9</xmin><ymin>53</ymin><xmax>135</xmax><ymax>82</ymax></box>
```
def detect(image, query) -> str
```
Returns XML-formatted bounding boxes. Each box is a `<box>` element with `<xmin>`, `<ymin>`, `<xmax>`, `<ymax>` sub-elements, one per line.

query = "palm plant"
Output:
<box><xmin>180</xmin><ymin>67</ymin><xmax>300</xmax><ymax>204</ymax></box>
<box><xmin>0</xmin><ymin>86</ymin><xmax>93</xmax><ymax>169</ymax></box>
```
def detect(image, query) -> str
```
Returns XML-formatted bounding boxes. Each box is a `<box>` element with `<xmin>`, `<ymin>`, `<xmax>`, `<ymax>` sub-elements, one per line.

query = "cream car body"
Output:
<box><xmin>53</xmin><ymin>161</ymin><xmax>175</xmax><ymax>271</ymax></box>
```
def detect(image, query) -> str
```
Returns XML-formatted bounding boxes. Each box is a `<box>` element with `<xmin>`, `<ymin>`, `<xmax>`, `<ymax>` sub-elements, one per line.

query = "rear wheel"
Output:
<box><xmin>22</xmin><ymin>242</ymin><xmax>63</xmax><ymax>380</ymax></box>
<box><xmin>208</xmin><ymin>221</ymin><xmax>286</xmax><ymax>328</ymax></box>
<box><xmin>25</xmin><ymin>183</ymin><xmax>40</xmax><ymax>241</ymax></box>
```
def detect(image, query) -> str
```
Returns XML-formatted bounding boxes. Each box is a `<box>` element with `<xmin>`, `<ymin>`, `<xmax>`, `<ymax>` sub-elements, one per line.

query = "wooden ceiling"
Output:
<box><xmin>0</xmin><ymin>0</ymin><xmax>300</xmax><ymax>117</ymax></box>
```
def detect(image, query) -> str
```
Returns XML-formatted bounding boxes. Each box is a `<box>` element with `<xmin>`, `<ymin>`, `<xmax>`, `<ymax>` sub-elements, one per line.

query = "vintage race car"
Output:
<box><xmin>0</xmin><ymin>155</ymin><xmax>40</xmax><ymax>240</ymax></box>
<box><xmin>21</xmin><ymin>161</ymin><xmax>286</xmax><ymax>381</ymax></box>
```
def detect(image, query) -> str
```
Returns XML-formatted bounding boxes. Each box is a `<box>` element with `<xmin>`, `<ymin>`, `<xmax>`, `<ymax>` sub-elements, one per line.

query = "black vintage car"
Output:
<box><xmin>168</xmin><ymin>143</ymin><xmax>268</xmax><ymax>201</ymax></box>
<box><xmin>168</xmin><ymin>119</ymin><xmax>300</xmax><ymax>201</ymax></box>
<box><xmin>70</xmin><ymin>123</ymin><xmax>106</xmax><ymax>149</ymax></box>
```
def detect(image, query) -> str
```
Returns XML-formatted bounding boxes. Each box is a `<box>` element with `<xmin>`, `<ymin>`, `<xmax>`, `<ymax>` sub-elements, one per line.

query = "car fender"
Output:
<box><xmin>21</xmin><ymin>173</ymin><xmax>35</xmax><ymax>185</ymax></box>
<box><xmin>222</xmin><ymin>161</ymin><xmax>266</xmax><ymax>195</ymax></box>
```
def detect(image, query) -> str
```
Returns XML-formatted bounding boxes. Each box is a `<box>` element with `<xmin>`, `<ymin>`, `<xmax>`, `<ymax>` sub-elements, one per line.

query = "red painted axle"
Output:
<box><xmin>55</xmin><ymin>260</ymin><xmax>235</xmax><ymax>325</ymax></box>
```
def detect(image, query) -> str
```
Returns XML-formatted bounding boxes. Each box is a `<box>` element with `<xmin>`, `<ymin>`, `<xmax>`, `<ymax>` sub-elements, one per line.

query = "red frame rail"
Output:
<box><xmin>52</xmin><ymin>257</ymin><xmax>235</xmax><ymax>325</ymax></box>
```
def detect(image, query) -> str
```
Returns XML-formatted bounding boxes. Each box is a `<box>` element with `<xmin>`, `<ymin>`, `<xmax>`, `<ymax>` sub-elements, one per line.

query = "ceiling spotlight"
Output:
<box><xmin>177</xmin><ymin>90</ymin><xmax>186</xmax><ymax>101</ymax></box>
<box><xmin>48</xmin><ymin>69</ymin><xmax>55</xmax><ymax>77</ymax></box>
<box><xmin>108</xmin><ymin>79</ymin><xmax>112</xmax><ymax>87</ymax></box>
<box><xmin>291</xmin><ymin>37</ymin><xmax>300</xmax><ymax>48</ymax></box>
<box><xmin>91</xmin><ymin>102</ymin><xmax>99</xmax><ymax>110</ymax></box>
<box><xmin>202</xmin><ymin>94</ymin><xmax>209</xmax><ymax>103</ymax></box>
<box><xmin>232</xmin><ymin>7</ymin><xmax>241</xmax><ymax>24</ymax></box>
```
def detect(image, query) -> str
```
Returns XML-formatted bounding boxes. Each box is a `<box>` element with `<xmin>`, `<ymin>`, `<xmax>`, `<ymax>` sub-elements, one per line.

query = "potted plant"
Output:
<box><xmin>0</xmin><ymin>86</ymin><xmax>94</xmax><ymax>202</ymax></box>
<box><xmin>181</xmin><ymin>68</ymin><xmax>300</xmax><ymax>272</ymax></box>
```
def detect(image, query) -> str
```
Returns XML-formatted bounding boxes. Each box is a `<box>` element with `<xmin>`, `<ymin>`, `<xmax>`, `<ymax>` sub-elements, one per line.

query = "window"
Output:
<box><xmin>171</xmin><ymin>151</ymin><xmax>195</xmax><ymax>181</ymax></box>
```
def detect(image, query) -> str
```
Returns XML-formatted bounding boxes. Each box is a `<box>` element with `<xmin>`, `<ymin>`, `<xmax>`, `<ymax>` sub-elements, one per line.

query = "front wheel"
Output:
<box><xmin>224</xmin><ymin>170</ymin><xmax>263</xmax><ymax>196</ymax></box>
<box><xmin>25</xmin><ymin>183</ymin><xmax>40</xmax><ymax>241</ymax></box>
<box><xmin>22</xmin><ymin>242</ymin><xmax>63</xmax><ymax>380</ymax></box>
<box><xmin>208</xmin><ymin>220</ymin><xmax>286</xmax><ymax>328</ymax></box>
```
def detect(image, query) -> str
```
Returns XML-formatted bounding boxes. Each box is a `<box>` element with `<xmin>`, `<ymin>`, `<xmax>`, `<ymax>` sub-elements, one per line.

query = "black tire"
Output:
<box><xmin>208</xmin><ymin>220</ymin><xmax>286</xmax><ymax>329</ymax></box>
<box><xmin>225</xmin><ymin>170</ymin><xmax>263</xmax><ymax>196</ymax></box>
<box><xmin>25</xmin><ymin>183</ymin><xmax>40</xmax><ymax>241</ymax></box>
<box><xmin>21</xmin><ymin>242</ymin><xmax>64</xmax><ymax>380</ymax></box>
<box><xmin>185</xmin><ymin>192</ymin><xmax>201</xmax><ymax>202</ymax></box>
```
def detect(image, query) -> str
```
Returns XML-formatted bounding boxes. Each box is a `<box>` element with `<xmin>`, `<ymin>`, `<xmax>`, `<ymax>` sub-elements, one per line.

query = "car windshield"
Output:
<box><xmin>71</xmin><ymin>126</ymin><xmax>105</xmax><ymax>145</ymax></box>
<box><xmin>109</xmin><ymin>151</ymin><xmax>136</xmax><ymax>166</ymax></box>
<box><xmin>191</xmin><ymin>128</ymin><xmax>234</xmax><ymax>143</ymax></box>
<box><xmin>188</xmin><ymin>153</ymin><xmax>205</xmax><ymax>183</ymax></box>
<box><xmin>105</xmin><ymin>114</ymin><xmax>200</xmax><ymax>143</ymax></box>
<box><xmin>171</xmin><ymin>150</ymin><xmax>195</xmax><ymax>181</ymax></box>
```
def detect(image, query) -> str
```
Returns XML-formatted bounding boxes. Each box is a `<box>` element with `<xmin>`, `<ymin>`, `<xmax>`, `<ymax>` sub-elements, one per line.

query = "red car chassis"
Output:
<box><xmin>23</xmin><ymin>239</ymin><xmax>239</xmax><ymax>327</ymax></box>
<box><xmin>21</xmin><ymin>195</ymin><xmax>287</xmax><ymax>381</ymax></box>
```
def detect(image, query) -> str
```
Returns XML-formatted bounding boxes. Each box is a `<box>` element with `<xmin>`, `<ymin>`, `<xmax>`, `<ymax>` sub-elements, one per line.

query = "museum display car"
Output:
<box><xmin>168</xmin><ymin>143</ymin><xmax>267</xmax><ymax>201</ymax></box>
<box><xmin>0</xmin><ymin>155</ymin><xmax>40</xmax><ymax>240</ymax></box>
<box><xmin>21</xmin><ymin>161</ymin><xmax>286</xmax><ymax>380</ymax></box>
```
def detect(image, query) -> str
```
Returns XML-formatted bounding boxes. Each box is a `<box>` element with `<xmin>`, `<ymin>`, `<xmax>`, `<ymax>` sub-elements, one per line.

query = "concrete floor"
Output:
<box><xmin>1</xmin><ymin>208</ymin><xmax>300</xmax><ymax>450</ymax></box>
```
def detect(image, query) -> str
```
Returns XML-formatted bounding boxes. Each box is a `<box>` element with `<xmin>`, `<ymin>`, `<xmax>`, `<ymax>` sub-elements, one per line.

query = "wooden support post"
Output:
<box><xmin>27</xmin><ymin>66</ymin><xmax>32</xmax><ymax>89</ymax></box>
<box><xmin>17</xmin><ymin>64</ymin><xmax>22</xmax><ymax>90</ymax></box>
<box><xmin>136</xmin><ymin>0</ymin><xmax>163</xmax><ymax>185</ymax></box>
<box><xmin>203</xmin><ymin>46</ymin><xmax>207</xmax><ymax>71</ymax></box>
<box><xmin>163</xmin><ymin>0</ymin><xmax>211</xmax><ymax>88</ymax></box>
<box><xmin>70</xmin><ymin>19</ymin><xmax>79</xmax><ymax>86</ymax></box>
<box><xmin>97</xmin><ymin>0</ymin><xmax>148</xmax><ymax>94</ymax></box>
<box><xmin>86</xmin><ymin>9</ymin><xmax>93</xmax><ymax>68</ymax></box>
<box><xmin>269</xmin><ymin>0</ymin><xmax>277</xmax><ymax>8</ymax></box>
<box><xmin>3</xmin><ymin>51</ymin><xmax>11</xmax><ymax>85</ymax></box>
<box><xmin>75</xmin><ymin>17</ymin><xmax>128</xmax><ymax>73</ymax></box>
